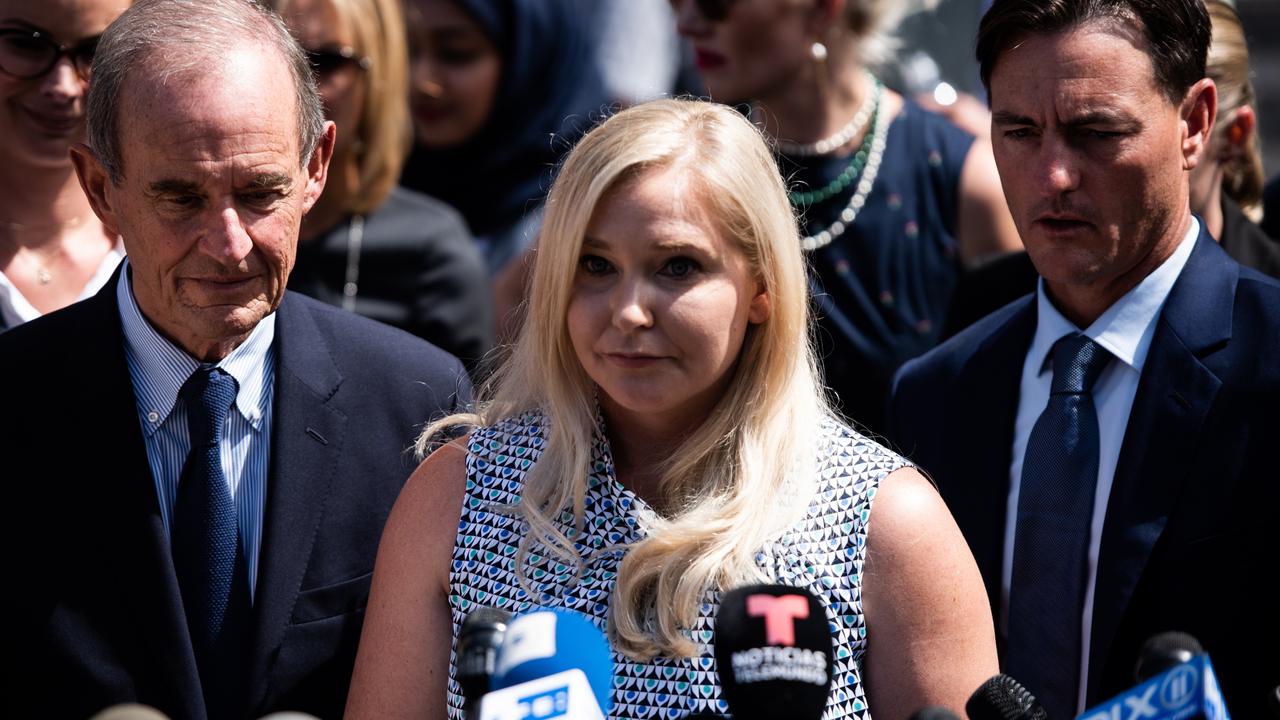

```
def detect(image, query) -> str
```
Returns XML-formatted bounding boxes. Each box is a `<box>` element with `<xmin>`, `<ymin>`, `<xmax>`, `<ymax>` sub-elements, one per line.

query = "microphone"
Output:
<box><xmin>478</xmin><ymin>608</ymin><xmax>613</xmax><ymax>720</ymax></box>
<box><xmin>1077</xmin><ymin>632</ymin><xmax>1231</xmax><ymax>720</ymax></box>
<box><xmin>1133</xmin><ymin>631</ymin><xmax>1201</xmax><ymax>682</ymax></box>
<box><xmin>458</xmin><ymin>607</ymin><xmax>511</xmax><ymax>719</ymax></box>
<box><xmin>713</xmin><ymin>584</ymin><xmax>833</xmax><ymax>720</ymax></box>
<box><xmin>965</xmin><ymin>674</ymin><xmax>1049</xmax><ymax>720</ymax></box>
<box><xmin>909</xmin><ymin>707</ymin><xmax>961</xmax><ymax>720</ymax></box>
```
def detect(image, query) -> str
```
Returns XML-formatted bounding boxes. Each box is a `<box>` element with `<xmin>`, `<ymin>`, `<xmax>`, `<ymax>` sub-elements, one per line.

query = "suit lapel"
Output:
<box><xmin>84</xmin><ymin>273</ymin><xmax>206</xmax><ymax>716</ymax></box>
<box><xmin>1086</xmin><ymin>230</ymin><xmax>1232</xmax><ymax>701</ymax></box>
<box><xmin>247</xmin><ymin>294</ymin><xmax>347</xmax><ymax>712</ymax></box>
<box><xmin>945</xmin><ymin>298</ymin><xmax>1037</xmax><ymax>615</ymax></box>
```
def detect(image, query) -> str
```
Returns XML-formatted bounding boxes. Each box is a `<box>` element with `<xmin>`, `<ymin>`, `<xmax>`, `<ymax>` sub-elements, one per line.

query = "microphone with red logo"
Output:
<box><xmin>713</xmin><ymin>584</ymin><xmax>833</xmax><ymax>720</ymax></box>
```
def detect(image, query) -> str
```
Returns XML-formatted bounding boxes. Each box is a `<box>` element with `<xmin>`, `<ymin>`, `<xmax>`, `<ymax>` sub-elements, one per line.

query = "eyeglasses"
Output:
<box><xmin>305</xmin><ymin>46</ymin><xmax>370</xmax><ymax>78</ymax></box>
<box><xmin>0</xmin><ymin>28</ymin><xmax>99</xmax><ymax>81</ymax></box>
<box><xmin>672</xmin><ymin>0</ymin><xmax>737</xmax><ymax>22</ymax></box>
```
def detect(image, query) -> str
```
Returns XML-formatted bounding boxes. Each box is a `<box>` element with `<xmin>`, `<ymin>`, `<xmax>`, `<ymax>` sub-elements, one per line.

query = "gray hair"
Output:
<box><xmin>86</xmin><ymin>0</ymin><xmax>325</xmax><ymax>183</ymax></box>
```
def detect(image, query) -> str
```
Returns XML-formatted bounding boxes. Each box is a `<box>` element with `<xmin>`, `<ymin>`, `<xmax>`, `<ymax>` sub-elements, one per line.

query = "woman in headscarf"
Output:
<box><xmin>399</xmin><ymin>0</ymin><xmax>608</xmax><ymax>279</ymax></box>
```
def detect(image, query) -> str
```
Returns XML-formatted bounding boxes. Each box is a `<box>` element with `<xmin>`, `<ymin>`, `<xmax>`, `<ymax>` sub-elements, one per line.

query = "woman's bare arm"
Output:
<box><xmin>345</xmin><ymin>440</ymin><xmax>470</xmax><ymax>719</ymax></box>
<box><xmin>958</xmin><ymin>136</ymin><xmax>1023</xmax><ymax>264</ymax></box>
<box><xmin>861</xmin><ymin>466</ymin><xmax>999</xmax><ymax>719</ymax></box>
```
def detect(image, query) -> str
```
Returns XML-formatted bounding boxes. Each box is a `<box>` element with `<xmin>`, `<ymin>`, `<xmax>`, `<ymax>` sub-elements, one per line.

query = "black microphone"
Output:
<box><xmin>965</xmin><ymin>674</ymin><xmax>1049</xmax><ymax>720</ymax></box>
<box><xmin>1078</xmin><ymin>631</ymin><xmax>1230</xmax><ymax>720</ymax></box>
<box><xmin>457</xmin><ymin>606</ymin><xmax>511</xmax><ymax>719</ymax></box>
<box><xmin>908</xmin><ymin>707</ymin><xmax>961</xmax><ymax>720</ymax></box>
<box><xmin>1133</xmin><ymin>631</ymin><xmax>1202</xmax><ymax>682</ymax></box>
<box><xmin>713</xmin><ymin>584</ymin><xmax>833</xmax><ymax>720</ymax></box>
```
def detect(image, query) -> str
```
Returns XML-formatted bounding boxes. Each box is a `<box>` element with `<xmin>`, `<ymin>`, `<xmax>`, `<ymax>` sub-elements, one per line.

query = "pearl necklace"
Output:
<box><xmin>770</xmin><ymin>71</ymin><xmax>879</xmax><ymax>157</ymax></box>
<box><xmin>788</xmin><ymin>79</ymin><xmax>883</xmax><ymax>207</ymax></box>
<box><xmin>797</xmin><ymin>88</ymin><xmax>889</xmax><ymax>252</ymax></box>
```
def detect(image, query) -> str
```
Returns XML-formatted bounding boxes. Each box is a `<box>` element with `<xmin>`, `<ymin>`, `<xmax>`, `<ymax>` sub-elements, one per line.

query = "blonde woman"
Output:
<box><xmin>1188</xmin><ymin>0</ymin><xmax>1279</xmax><ymax>276</ymax></box>
<box><xmin>346</xmin><ymin>99</ymin><xmax>996</xmax><ymax>719</ymax></box>
<box><xmin>271</xmin><ymin>0</ymin><xmax>493</xmax><ymax>368</ymax></box>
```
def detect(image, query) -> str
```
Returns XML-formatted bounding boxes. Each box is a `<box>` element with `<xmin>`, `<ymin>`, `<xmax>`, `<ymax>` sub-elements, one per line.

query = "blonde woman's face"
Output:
<box><xmin>671</xmin><ymin>0</ymin><xmax>812</xmax><ymax>104</ymax></box>
<box><xmin>567</xmin><ymin>166</ymin><xmax>769</xmax><ymax>435</ymax></box>
<box><xmin>281</xmin><ymin>0</ymin><xmax>366</xmax><ymax>163</ymax></box>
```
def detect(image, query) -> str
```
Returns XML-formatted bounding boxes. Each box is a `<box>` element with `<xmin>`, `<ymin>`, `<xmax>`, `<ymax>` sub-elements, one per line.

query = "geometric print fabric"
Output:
<box><xmin>445</xmin><ymin>410</ymin><xmax>904</xmax><ymax>719</ymax></box>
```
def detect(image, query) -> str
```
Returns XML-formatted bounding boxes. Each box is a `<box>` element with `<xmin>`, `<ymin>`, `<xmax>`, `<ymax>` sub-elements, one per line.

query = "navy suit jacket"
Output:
<box><xmin>0</xmin><ymin>269</ymin><xmax>471</xmax><ymax>719</ymax></box>
<box><xmin>889</xmin><ymin>228</ymin><xmax>1280</xmax><ymax>716</ymax></box>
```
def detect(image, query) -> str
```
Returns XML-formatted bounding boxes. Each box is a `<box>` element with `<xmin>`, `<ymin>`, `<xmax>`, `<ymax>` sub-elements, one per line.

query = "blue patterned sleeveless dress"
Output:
<box><xmin>445</xmin><ymin>411</ymin><xmax>907</xmax><ymax>719</ymax></box>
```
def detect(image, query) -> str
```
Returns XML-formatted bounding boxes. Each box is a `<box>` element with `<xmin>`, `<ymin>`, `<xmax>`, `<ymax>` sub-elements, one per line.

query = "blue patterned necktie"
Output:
<box><xmin>1007</xmin><ymin>333</ymin><xmax>1112</xmax><ymax>719</ymax></box>
<box><xmin>172</xmin><ymin>365</ymin><xmax>248</xmax><ymax>718</ymax></box>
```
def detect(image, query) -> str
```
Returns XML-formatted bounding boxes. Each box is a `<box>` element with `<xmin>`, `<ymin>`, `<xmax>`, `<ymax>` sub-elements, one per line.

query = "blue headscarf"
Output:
<box><xmin>400</xmin><ymin>0</ymin><xmax>609</xmax><ymax>241</ymax></box>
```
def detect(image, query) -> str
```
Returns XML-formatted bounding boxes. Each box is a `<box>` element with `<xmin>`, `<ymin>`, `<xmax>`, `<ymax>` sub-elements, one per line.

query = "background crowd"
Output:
<box><xmin>1</xmin><ymin>0</ymin><xmax>1277</xmax><ymax>719</ymax></box>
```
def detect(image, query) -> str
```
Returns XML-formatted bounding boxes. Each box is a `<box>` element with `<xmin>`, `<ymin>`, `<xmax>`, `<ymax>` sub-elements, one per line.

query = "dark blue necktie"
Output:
<box><xmin>1007</xmin><ymin>333</ymin><xmax>1111</xmax><ymax>719</ymax></box>
<box><xmin>172</xmin><ymin>365</ymin><xmax>248</xmax><ymax>718</ymax></box>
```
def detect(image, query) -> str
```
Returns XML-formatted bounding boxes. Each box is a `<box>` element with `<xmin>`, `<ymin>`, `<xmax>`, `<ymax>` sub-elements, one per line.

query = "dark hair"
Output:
<box><xmin>977</xmin><ymin>0</ymin><xmax>1210</xmax><ymax>105</ymax></box>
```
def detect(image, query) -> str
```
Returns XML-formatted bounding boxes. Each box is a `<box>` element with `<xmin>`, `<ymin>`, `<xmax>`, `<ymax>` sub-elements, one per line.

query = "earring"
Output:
<box><xmin>811</xmin><ymin>41</ymin><xmax>828</xmax><ymax>62</ymax></box>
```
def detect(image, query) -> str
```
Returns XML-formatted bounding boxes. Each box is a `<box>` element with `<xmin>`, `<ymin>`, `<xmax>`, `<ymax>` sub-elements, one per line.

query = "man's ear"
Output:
<box><xmin>1180</xmin><ymin>77</ymin><xmax>1217</xmax><ymax>171</ymax></box>
<box><xmin>301</xmin><ymin>120</ymin><xmax>337</xmax><ymax>214</ymax></box>
<box><xmin>69</xmin><ymin>143</ymin><xmax>121</xmax><ymax>237</ymax></box>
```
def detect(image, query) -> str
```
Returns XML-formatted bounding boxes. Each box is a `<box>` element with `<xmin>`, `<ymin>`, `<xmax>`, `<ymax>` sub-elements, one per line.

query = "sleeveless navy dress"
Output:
<box><xmin>786</xmin><ymin>103</ymin><xmax>973</xmax><ymax>435</ymax></box>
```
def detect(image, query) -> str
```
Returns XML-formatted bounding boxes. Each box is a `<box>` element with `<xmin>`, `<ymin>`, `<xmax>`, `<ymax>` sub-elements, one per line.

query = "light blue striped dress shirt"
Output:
<box><xmin>116</xmin><ymin>260</ymin><xmax>274</xmax><ymax>599</ymax></box>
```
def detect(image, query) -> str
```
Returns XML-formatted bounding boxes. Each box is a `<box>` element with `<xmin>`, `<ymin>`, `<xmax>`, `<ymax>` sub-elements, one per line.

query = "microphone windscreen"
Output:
<box><xmin>490</xmin><ymin>608</ymin><xmax>613</xmax><ymax>714</ymax></box>
<box><xmin>908</xmin><ymin>707</ymin><xmax>961</xmax><ymax>720</ymax></box>
<box><xmin>457</xmin><ymin>606</ymin><xmax>512</xmax><ymax>701</ymax></box>
<box><xmin>713</xmin><ymin>584</ymin><xmax>833</xmax><ymax>720</ymax></box>
<box><xmin>965</xmin><ymin>674</ymin><xmax>1049</xmax><ymax>720</ymax></box>
<box><xmin>1134</xmin><ymin>631</ymin><xmax>1204</xmax><ymax>682</ymax></box>
<box><xmin>88</xmin><ymin>706</ymin><xmax>171</xmax><ymax>720</ymax></box>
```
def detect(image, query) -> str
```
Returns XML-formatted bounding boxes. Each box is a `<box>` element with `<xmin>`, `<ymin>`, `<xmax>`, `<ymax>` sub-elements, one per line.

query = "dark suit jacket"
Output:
<box><xmin>0</xmin><ymin>271</ymin><xmax>471</xmax><ymax>720</ymax></box>
<box><xmin>888</xmin><ymin>229</ymin><xmax>1280</xmax><ymax>717</ymax></box>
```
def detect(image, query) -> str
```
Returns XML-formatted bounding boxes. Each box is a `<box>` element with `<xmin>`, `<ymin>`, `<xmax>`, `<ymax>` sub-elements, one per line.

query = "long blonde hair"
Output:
<box><xmin>1205</xmin><ymin>0</ymin><xmax>1264</xmax><ymax>216</ymax></box>
<box><xmin>270</xmin><ymin>0</ymin><xmax>412</xmax><ymax>214</ymax></box>
<box><xmin>420</xmin><ymin>99</ymin><xmax>828</xmax><ymax>660</ymax></box>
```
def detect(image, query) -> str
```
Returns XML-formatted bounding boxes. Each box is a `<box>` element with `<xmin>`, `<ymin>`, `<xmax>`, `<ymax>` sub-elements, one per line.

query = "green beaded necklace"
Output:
<box><xmin>787</xmin><ymin>78</ymin><xmax>884</xmax><ymax>208</ymax></box>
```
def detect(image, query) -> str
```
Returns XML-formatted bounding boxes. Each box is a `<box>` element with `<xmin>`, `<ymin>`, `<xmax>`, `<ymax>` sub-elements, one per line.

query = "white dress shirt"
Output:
<box><xmin>1002</xmin><ymin>218</ymin><xmax>1199</xmax><ymax>714</ymax></box>
<box><xmin>116</xmin><ymin>260</ymin><xmax>275</xmax><ymax>599</ymax></box>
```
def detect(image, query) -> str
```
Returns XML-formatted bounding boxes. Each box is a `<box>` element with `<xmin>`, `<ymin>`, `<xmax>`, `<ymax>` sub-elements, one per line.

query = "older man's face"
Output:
<box><xmin>78</xmin><ymin>44</ymin><xmax>333</xmax><ymax>360</ymax></box>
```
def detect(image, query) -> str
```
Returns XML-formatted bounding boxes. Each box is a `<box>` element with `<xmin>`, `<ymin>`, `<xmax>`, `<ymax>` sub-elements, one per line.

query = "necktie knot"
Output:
<box><xmin>1050</xmin><ymin>333</ymin><xmax>1111</xmax><ymax>395</ymax></box>
<box><xmin>182</xmin><ymin>366</ymin><xmax>239</xmax><ymax>447</ymax></box>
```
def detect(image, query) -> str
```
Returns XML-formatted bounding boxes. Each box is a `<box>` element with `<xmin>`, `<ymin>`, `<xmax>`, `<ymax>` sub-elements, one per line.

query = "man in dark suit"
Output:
<box><xmin>889</xmin><ymin>0</ymin><xmax>1280</xmax><ymax>717</ymax></box>
<box><xmin>0</xmin><ymin>1</ymin><xmax>470</xmax><ymax>718</ymax></box>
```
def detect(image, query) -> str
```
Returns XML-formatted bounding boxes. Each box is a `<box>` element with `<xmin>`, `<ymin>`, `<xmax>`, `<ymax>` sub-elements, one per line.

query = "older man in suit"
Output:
<box><xmin>889</xmin><ymin>0</ymin><xmax>1280</xmax><ymax>717</ymax></box>
<box><xmin>0</xmin><ymin>1</ymin><xmax>470</xmax><ymax>718</ymax></box>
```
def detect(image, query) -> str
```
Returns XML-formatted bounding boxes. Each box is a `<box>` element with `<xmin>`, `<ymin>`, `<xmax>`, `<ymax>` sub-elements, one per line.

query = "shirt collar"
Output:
<box><xmin>1031</xmin><ymin>217</ymin><xmax>1200</xmax><ymax>376</ymax></box>
<box><xmin>116</xmin><ymin>258</ymin><xmax>276</xmax><ymax>435</ymax></box>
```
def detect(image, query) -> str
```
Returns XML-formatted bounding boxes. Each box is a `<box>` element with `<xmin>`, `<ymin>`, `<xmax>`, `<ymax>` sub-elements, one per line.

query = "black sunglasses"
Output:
<box><xmin>305</xmin><ymin>46</ymin><xmax>370</xmax><ymax>77</ymax></box>
<box><xmin>0</xmin><ymin>28</ymin><xmax>99</xmax><ymax>81</ymax></box>
<box><xmin>672</xmin><ymin>0</ymin><xmax>737</xmax><ymax>22</ymax></box>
